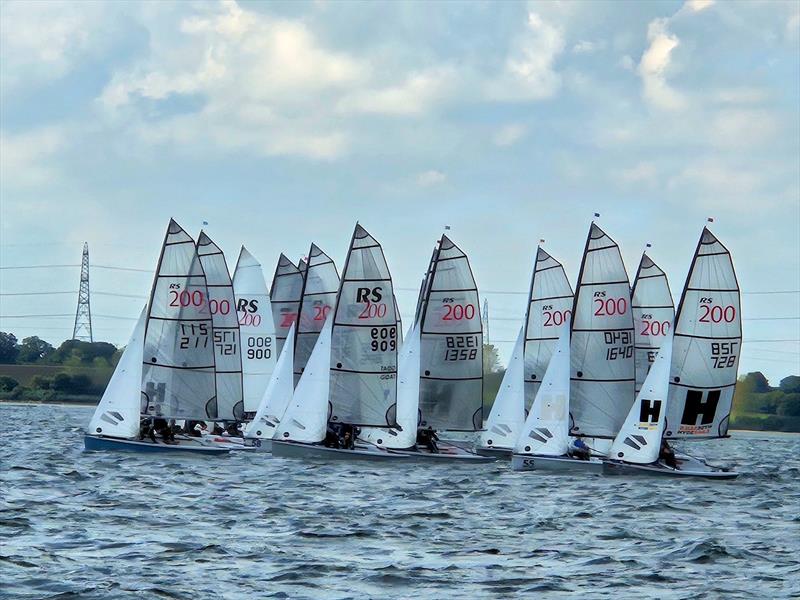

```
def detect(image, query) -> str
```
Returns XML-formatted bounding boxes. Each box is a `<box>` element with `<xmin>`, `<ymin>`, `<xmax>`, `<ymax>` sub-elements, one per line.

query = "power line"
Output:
<box><xmin>0</xmin><ymin>291</ymin><xmax>148</xmax><ymax>299</ymax></box>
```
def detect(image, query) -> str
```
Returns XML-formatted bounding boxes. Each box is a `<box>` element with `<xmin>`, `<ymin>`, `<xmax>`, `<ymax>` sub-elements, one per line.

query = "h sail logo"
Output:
<box><xmin>679</xmin><ymin>389</ymin><xmax>720</xmax><ymax>434</ymax></box>
<box><xmin>638</xmin><ymin>398</ymin><xmax>662</xmax><ymax>429</ymax></box>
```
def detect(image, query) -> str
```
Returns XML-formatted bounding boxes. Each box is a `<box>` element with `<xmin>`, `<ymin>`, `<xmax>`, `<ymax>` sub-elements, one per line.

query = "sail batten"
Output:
<box><xmin>141</xmin><ymin>220</ymin><xmax>217</xmax><ymax>421</ymax></box>
<box><xmin>665</xmin><ymin>228</ymin><xmax>741</xmax><ymax>439</ymax></box>
<box><xmin>418</xmin><ymin>235</ymin><xmax>483</xmax><ymax>431</ymax></box>
<box><xmin>569</xmin><ymin>223</ymin><xmax>636</xmax><ymax>439</ymax></box>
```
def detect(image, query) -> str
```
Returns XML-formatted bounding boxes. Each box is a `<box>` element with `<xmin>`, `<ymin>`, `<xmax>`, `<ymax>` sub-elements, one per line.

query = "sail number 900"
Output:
<box><xmin>370</xmin><ymin>327</ymin><xmax>397</xmax><ymax>352</ymax></box>
<box><xmin>246</xmin><ymin>336</ymin><xmax>272</xmax><ymax>360</ymax></box>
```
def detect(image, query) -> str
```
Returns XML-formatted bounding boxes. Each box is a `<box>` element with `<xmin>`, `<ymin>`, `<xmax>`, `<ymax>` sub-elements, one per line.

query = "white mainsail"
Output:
<box><xmin>245</xmin><ymin>324</ymin><xmax>295</xmax><ymax>440</ymax></box>
<box><xmin>329</xmin><ymin>224</ymin><xmax>398</xmax><ymax>427</ymax></box>
<box><xmin>88</xmin><ymin>307</ymin><xmax>147</xmax><ymax>440</ymax></box>
<box><xmin>570</xmin><ymin>223</ymin><xmax>636</xmax><ymax>439</ymax></box>
<box><xmin>233</xmin><ymin>247</ymin><xmax>278</xmax><ymax>414</ymax></box>
<box><xmin>141</xmin><ymin>220</ymin><xmax>217</xmax><ymax>420</ymax></box>
<box><xmin>478</xmin><ymin>327</ymin><xmax>525</xmax><ymax>449</ymax></box>
<box><xmin>524</xmin><ymin>247</ymin><xmax>574</xmax><ymax>410</ymax></box>
<box><xmin>294</xmin><ymin>244</ymin><xmax>339</xmax><ymax>385</ymax></box>
<box><xmin>609</xmin><ymin>333</ymin><xmax>673</xmax><ymax>464</ymax></box>
<box><xmin>515</xmin><ymin>326</ymin><xmax>571</xmax><ymax>456</ymax></box>
<box><xmin>361</xmin><ymin>323</ymin><xmax>421</xmax><ymax>449</ymax></box>
<box><xmin>665</xmin><ymin>228</ymin><xmax>741</xmax><ymax>439</ymax></box>
<box><xmin>274</xmin><ymin>318</ymin><xmax>333</xmax><ymax>444</ymax></box>
<box><xmin>632</xmin><ymin>253</ymin><xmax>674</xmax><ymax>394</ymax></box>
<box><xmin>270</xmin><ymin>254</ymin><xmax>304</xmax><ymax>358</ymax></box>
<box><xmin>418</xmin><ymin>235</ymin><xmax>483</xmax><ymax>431</ymax></box>
<box><xmin>197</xmin><ymin>232</ymin><xmax>244</xmax><ymax>421</ymax></box>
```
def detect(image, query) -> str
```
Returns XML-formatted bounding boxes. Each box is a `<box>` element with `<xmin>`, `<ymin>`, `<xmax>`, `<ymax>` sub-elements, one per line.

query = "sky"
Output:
<box><xmin>0</xmin><ymin>0</ymin><xmax>798</xmax><ymax>383</ymax></box>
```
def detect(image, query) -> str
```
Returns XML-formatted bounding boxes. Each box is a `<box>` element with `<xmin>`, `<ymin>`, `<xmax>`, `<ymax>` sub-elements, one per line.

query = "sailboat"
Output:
<box><xmin>85</xmin><ymin>220</ymin><xmax>228</xmax><ymax>454</ymax></box>
<box><xmin>270</xmin><ymin>254</ymin><xmax>304</xmax><ymax>358</ymax></box>
<box><xmin>569</xmin><ymin>222</ymin><xmax>636</xmax><ymax>457</ymax></box>
<box><xmin>631</xmin><ymin>253</ymin><xmax>674</xmax><ymax>394</ymax></box>
<box><xmin>293</xmin><ymin>244</ymin><xmax>340</xmax><ymax>386</ymax></box>
<box><xmin>362</xmin><ymin>235</ymin><xmax>495</xmax><ymax>462</ymax></box>
<box><xmin>511</xmin><ymin>327</ymin><xmax>602</xmax><ymax>472</ymax></box>
<box><xmin>272</xmin><ymin>225</ymin><xmax>404</xmax><ymax>461</ymax></box>
<box><xmin>233</xmin><ymin>247</ymin><xmax>278</xmax><ymax>419</ymax></box>
<box><xmin>243</xmin><ymin>324</ymin><xmax>296</xmax><ymax>451</ymax></box>
<box><xmin>477</xmin><ymin>246</ymin><xmax>574</xmax><ymax>457</ymax></box>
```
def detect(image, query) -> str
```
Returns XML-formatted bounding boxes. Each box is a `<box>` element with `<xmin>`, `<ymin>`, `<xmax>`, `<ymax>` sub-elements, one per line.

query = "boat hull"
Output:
<box><xmin>243</xmin><ymin>437</ymin><xmax>273</xmax><ymax>452</ymax></box>
<box><xmin>272</xmin><ymin>440</ymin><xmax>408</xmax><ymax>461</ymax></box>
<box><xmin>603</xmin><ymin>458</ymin><xmax>739</xmax><ymax>479</ymax></box>
<box><xmin>387</xmin><ymin>444</ymin><xmax>497</xmax><ymax>463</ymax></box>
<box><xmin>510</xmin><ymin>453</ymin><xmax>603</xmax><ymax>473</ymax></box>
<box><xmin>83</xmin><ymin>434</ymin><xmax>230</xmax><ymax>454</ymax></box>
<box><xmin>474</xmin><ymin>445</ymin><xmax>513</xmax><ymax>459</ymax></box>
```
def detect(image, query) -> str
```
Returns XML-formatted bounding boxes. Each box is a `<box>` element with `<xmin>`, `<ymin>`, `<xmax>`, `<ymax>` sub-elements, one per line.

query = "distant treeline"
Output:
<box><xmin>730</xmin><ymin>372</ymin><xmax>800</xmax><ymax>432</ymax></box>
<box><xmin>0</xmin><ymin>332</ymin><xmax>120</xmax><ymax>403</ymax></box>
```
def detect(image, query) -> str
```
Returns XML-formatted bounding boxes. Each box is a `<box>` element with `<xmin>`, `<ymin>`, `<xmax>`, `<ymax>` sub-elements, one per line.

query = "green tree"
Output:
<box><xmin>0</xmin><ymin>376</ymin><xmax>19</xmax><ymax>392</ymax></box>
<box><xmin>743</xmin><ymin>371</ymin><xmax>771</xmax><ymax>393</ymax></box>
<box><xmin>30</xmin><ymin>375</ymin><xmax>53</xmax><ymax>390</ymax></box>
<box><xmin>777</xmin><ymin>394</ymin><xmax>800</xmax><ymax>417</ymax></box>
<box><xmin>0</xmin><ymin>332</ymin><xmax>19</xmax><ymax>364</ymax></box>
<box><xmin>17</xmin><ymin>336</ymin><xmax>55</xmax><ymax>363</ymax></box>
<box><xmin>779</xmin><ymin>376</ymin><xmax>800</xmax><ymax>394</ymax></box>
<box><xmin>483</xmin><ymin>343</ymin><xmax>500</xmax><ymax>373</ymax></box>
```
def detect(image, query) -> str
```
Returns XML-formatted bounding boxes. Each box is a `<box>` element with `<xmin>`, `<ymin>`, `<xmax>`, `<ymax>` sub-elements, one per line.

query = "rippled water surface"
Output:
<box><xmin>1</xmin><ymin>404</ymin><xmax>799</xmax><ymax>599</ymax></box>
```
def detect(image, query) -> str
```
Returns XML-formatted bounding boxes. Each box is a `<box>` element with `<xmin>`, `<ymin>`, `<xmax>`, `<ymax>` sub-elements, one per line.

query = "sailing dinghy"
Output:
<box><xmin>272</xmin><ymin>225</ymin><xmax>405</xmax><ymax>461</ymax></box>
<box><xmin>233</xmin><ymin>247</ymin><xmax>278</xmax><ymax>420</ymax></box>
<box><xmin>363</xmin><ymin>235</ymin><xmax>495</xmax><ymax>463</ymax></box>
<box><xmin>569</xmin><ymin>222</ymin><xmax>636</xmax><ymax>457</ymax></box>
<box><xmin>85</xmin><ymin>220</ymin><xmax>228</xmax><ymax>454</ymax></box>
<box><xmin>477</xmin><ymin>246</ymin><xmax>574</xmax><ymax>458</ymax></box>
<box><xmin>510</xmin><ymin>327</ymin><xmax>603</xmax><ymax>473</ymax></box>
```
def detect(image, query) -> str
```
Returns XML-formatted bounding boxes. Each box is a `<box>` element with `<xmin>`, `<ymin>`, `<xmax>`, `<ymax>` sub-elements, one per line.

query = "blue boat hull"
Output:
<box><xmin>83</xmin><ymin>434</ymin><xmax>230</xmax><ymax>455</ymax></box>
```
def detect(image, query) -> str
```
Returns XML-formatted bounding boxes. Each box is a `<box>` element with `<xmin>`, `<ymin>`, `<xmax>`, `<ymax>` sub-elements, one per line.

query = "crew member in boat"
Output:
<box><xmin>417</xmin><ymin>426</ymin><xmax>439</xmax><ymax>453</ymax></box>
<box><xmin>324</xmin><ymin>423</ymin><xmax>341</xmax><ymax>448</ymax></box>
<box><xmin>568</xmin><ymin>437</ymin><xmax>591</xmax><ymax>460</ymax></box>
<box><xmin>139</xmin><ymin>418</ymin><xmax>157</xmax><ymax>443</ymax></box>
<box><xmin>153</xmin><ymin>417</ymin><xmax>175</xmax><ymax>443</ymax></box>
<box><xmin>659</xmin><ymin>439</ymin><xmax>678</xmax><ymax>469</ymax></box>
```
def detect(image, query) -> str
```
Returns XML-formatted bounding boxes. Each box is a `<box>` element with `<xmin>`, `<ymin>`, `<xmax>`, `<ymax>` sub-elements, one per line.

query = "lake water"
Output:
<box><xmin>1</xmin><ymin>404</ymin><xmax>798</xmax><ymax>599</ymax></box>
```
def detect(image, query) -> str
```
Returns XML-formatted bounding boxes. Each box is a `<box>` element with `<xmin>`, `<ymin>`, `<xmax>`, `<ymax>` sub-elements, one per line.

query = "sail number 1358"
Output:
<box><xmin>444</xmin><ymin>335</ymin><xmax>480</xmax><ymax>361</ymax></box>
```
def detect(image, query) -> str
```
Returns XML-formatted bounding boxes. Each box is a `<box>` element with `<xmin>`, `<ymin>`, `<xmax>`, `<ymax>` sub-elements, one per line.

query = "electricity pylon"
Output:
<box><xmin>72</xmin><ymin>242</ymin><xmax>93</xmax><ymax>342</ymax></box>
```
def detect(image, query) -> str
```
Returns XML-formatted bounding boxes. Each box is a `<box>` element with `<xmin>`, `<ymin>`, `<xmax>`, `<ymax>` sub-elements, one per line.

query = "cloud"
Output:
<box><xmin>638</xmin><ymin>18</ymin><xmax>686</xmax><ymax>110</ymax></box>
<box><xmin>416</xmin><ymin>170</ymin><xmax>446</xmax><ymax>187</ymax></box>
<box><xmin>337</xmin><ymin>67</ymin><xmax>456</xmax><ymax>116</ymax></box>
<box><xmin>613</xmin><ymin>162</ymin><xmax>658</xmax><ymax>186</ymax></box>
<box><xmin>493</xmin><ymin>123</ymin><xmax>528</xmax><ymax>147</ymax></box>
<box><xmin>572</xmin><ymin>40</ymin><xmax>606</xmax><ymax>54</ymax></box>
<box><xmin>0</xmin><ymin>127</ymin><xmax>66</xmax><ymax>188</ymax></box>
<box><xmin>486</xmin><ymin>12</ymin><xmax>564</xmax><ymax>101</ymax></box>
<box><xmin>684</xmin><ymin>0</ymin><xmax>715</xmax><ymax>13</ymax></box>
<box><xmin>708</xmin><ymin>109</ymin><xmax>779</xmax><ymax>149</ymax></box>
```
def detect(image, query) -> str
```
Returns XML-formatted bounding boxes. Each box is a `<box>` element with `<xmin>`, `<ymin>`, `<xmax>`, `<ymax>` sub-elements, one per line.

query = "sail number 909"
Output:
<box><xmin>444</xmin><ymin>335</ymin><xmax>479</xmax><ymax>361</ymax></box>
<box><xmin>370</xmin><ymin>327</ymin><xmax>396</xmax><ymax>352</ymax></box>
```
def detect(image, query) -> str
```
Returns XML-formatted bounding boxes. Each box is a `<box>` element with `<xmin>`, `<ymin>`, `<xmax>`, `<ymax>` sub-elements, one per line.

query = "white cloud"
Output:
<box><xmin>416</xmin><ymin>170</ymin><xmax>446</xmax><ymax>187</ymax></box>
<box><xmin>708</xmin><ymin>109</ymin><xmax>779</xmax><ymax>149</ymax></box>
<box><xmin>486</xmin><ymin>12</ymin><xmax>564</xmax><ymax>101</ymax></box>
<box><xmin>493</xmin><ymin>123</ymin><xmax>528</xmax><ymax>147</ymax></box>
<box><xmin>638</xmin><ymin>18</ymin><xmax>686</xmax><ymax>110</ymax></box>
<box><xmin>0</xmin><ymin>127</ymin><xmax>66</xmax><ymax>188</ymax></box>
<box><xmin>684</xmin><ymin>0</ymin><xmax>715</xmax><ymax>13</ymax></box>
<box><xmin>572</xmin><ymin>40</ymin><xmax>605</xmax><ymax>54</ymax></box>
<box><xmin>613</xmin><ymin>162</ymin><xmax>658</xmax><ymax>186</ymax></box>
<box><xmin>338</xmin><ymin>68</ymin><xmax>456</xmax><ymax>116</ymax></box>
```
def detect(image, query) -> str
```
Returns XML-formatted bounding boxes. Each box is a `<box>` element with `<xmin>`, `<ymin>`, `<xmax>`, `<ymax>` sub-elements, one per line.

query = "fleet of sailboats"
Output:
<box><xmin>84</xmin><ymin>217</ymin><xmax>742</xmax><ymax>477</ymax></box>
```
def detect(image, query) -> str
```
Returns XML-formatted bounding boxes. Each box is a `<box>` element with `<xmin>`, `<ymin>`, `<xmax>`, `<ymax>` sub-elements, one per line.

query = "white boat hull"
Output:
<box><xmin>511</xmin><ymin>453</ymin><xmax>604</xmax><ymax>473</ymax></box>
<box><xmin>603</xmin><ymin>457</ymin><xmax>739</xmax><ymax>479</ymax></box>
<box><xmin>272</xmin><ymin>440</ymin><xmax>408</xmax><ymax>461</ymax></box>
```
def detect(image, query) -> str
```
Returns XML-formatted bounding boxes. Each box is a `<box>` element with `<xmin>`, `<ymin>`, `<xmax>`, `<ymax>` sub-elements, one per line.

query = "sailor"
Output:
<box><xmin>225</xmin><ymin>422</ymin><xmax>241</xmax><ymax>437</ymax></box>
<box><xmin>417</xmin><ymin>426</ymin><xmax>439</xmax><ymax>453</ymax></box>
<box><xmin>324</xmin><ymin>423</ymin><xmax>340</xmax><ymax>448</ymax></box>
<box><xmin>139</xmin><ymin>418</ymin><xmax>157</xmax><ymax>443</ymax></box>
<box><xmin>154</xmin><ymin>417</ymin><xmax>174</xmax><ymax>443</ymax></box>
<box><xmin>342</xmin><ymin>429</ymin><xmax>353</xmax><ymax>450</ymax></box>
<box><xmin>212</xmin><ymin>422</ymin><xmax>225</xmax><ymax>435</ymax></box>
<box><xmin>568</xmin><ymin>437</ymin><xmax>591</xmax><ymax>460</ymax></box>
<box><xmin>659</xmin><ymin>439</ymin><xmax>678</xmax><ymax>469</ymax></box>
<box><xmin>192</xmin><ymin>421</ymin><xmax>208</xmax><ymax>437</ymax></box>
